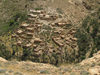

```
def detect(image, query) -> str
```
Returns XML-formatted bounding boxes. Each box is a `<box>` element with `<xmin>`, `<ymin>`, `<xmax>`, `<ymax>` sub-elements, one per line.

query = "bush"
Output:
<box><xmin>35</xmin><ymin>8</ymin><xmax>43</xmax><ymax>10</ymax></box>
<box><xmin>13</xmin><ymin>13</ymin><xmax>21</xmax><ymax>21</ymax></box>
<box><xmin>70</xmin><ymin>73</ymin><xmax>76</xmax><ymax>75</ymax></box>
<box><xmin>99</xmin><ymin>15</ymin><xmax>100</xmax><ymax>19</ymax></box>
<box><xmin>87</xmin><ymin>26</ymin><xmax>90</xmax><ymax>33</ymax></box>
<box><xmin>59</xmin><ymin>15</ymin><xmax>62</xmax><ymax>18</ymax></box>
<box><xmin>89</xmin><ymin>49</ymin><xmax>94</xmax><ymax>57</ymax></box>
<box><xmin>97</xmin><ymin>63</ymin><xmax>100</xmax><ymax>66</ymax></box>
<box><xmin>56</xmin><ymin>8</ymin><xmax>63</xmax><ymax>14</ymax></box>
<box><xmin>81</xmin><ymin>56</ymin><xmax>86</xmax><ymax>60</ymax></box>
<box><xmin>0</xmin><ymin>69</ymin><xmax>6</xmax><ymax>73</ymax></box>
<box><xmin>75</xmin><ymin>29</ymin><xmax>90</xmax><ymax>61</ymax></box>
<box><xmin>82</xmin><ymin>16</ymin><xmax>90</xmax><ymax>28</ymax></box>
<box><xmin>0</xmin><ymin>44</ymin><xmax>11</xmax><ymax>60</ymax></box>
<box><xmin>21</xmin><ymin>49</ymin><xmax>30</xmax><ymax>60</ymax></box>
<box><xmin>8</xmin><ymin>20</ymin><xmax>14</xmax><ymax>27</ymax></box>
<box><xmin>80</xmin><ymin>71</ymin><xmax>89</xmax><ymax>75</ymax></box>
<box><xmin>39</xmin><ymin>70</ymin><xmax>49</xmax><ymax>74</ymax></box>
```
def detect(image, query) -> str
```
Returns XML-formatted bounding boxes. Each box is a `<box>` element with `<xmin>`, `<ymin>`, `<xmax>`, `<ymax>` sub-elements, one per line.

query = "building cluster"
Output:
<box><xmin>51</xmin><ymin>20</ymin><xmax>71</xmax><ymax>27</ymax></box>
<box><xmin>51</xmin><ymin>22</ymin><xmax>77</xmax><ymax>49</ymax></box>
<box><xmin>12</xmin><ymin>9</ymin><xmax>46</xmax><ymax>48</ymax></box>
<box><xmin>11</xmin><ymin>8</ymin><xmax>78</xmax><ymax>57</ymax></box>
<box><xmin>32</xmin><ymin>42</ymin><xmax>62</xmax><ymax>57</ymax></box>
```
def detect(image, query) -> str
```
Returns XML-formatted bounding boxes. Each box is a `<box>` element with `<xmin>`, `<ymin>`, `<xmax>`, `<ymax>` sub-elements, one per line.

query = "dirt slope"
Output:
<box><xmin>0</xmin><ymin>50</ymin><xmax>100</xmax><ymax>75</ymax></box>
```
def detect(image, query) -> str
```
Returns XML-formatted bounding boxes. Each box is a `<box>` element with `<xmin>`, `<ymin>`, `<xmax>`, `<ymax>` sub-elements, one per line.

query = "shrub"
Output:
<box><xmin>97</xmin><ymin>63</ymin><xmax>100</xmax><ymax>66</ymax></box>
<box><xmin>80</xmin><ymin>70</ymin><xmax>89</xmax><ymax>75</ymax></box>
<box><xmin>8</xmin><ymin>20</ymin><xmax>14</xmax><ymax>27</ymax></box>
<box><xmin>21</xmin><ymin>49</ymin><xmax>30</xmax><ymax>60</ymax></box>
<box><xmin>35</xmin><ymin>8</ymin><xmax>43</xmax><ymax>10</ymax></box>
<box><xmin>0</xmin><ymin>69</ymin><xmax>6</xmax><ymax>73</ymax></box>
<box><xmin>91</xmin><ymin>62</ymin><xmax>95</xmax><ymax>67</ymax></box>
<box><xmin>25</xmin><ymin>4</ymin><xmax>28</xmax><ymax>8</ymax></box>
<box><xmin>39</xmin><ymin>70</ymin><xmax>49</xmax><ymax>74</ymax></box>
<box><xmin>81</xmin><ymin>56</ymin><xmax>86</xmax><ymax>60</ymax></box>
<box><xmin>87</xmin><ymin>26</ymin><xmax>90</xmax><ymax>33</ymax></box>
<box><xmin>13</xmin><ymin>13</ymin><xmax>21</xmax><ymax>21</ymax></box>
<box><xmin>70</xmin><ymin>73</ymin><xmax>76</xmax><ymax>75</ymax></box>
<box><xmin>75</xmin><ymin>28</ymin><xmax>90</xmax><ymax>61</ymax></box>
<box><xmin>0</xmin><ymin>44</ymin><xmax>11</xmax><ymax>60</ymax></box>
<box><xmin>82</xmin><ymin>16</ymin><xmax>90</xmax><ymax>28</ymax></box>
<box><xmin>59</xmin><ymin>15</ymin><xmax>62</xmax><ymax>18</ymax></box>
<box><xmin>99</xmin><ymin>15</ymin><xmax>100</xmax><ymax>19</ymax></box>
<box><xmin>56</xmin><ymin>8</ymin><xmax>63</xmax><ymax>14</ymax></box>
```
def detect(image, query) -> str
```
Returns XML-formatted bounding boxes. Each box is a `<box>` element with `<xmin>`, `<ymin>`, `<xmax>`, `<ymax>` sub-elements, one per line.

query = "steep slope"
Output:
<box><xmin>0</xmin><ymin>51</ymin><xmax>100</xmax><ymax>75</ymax></box>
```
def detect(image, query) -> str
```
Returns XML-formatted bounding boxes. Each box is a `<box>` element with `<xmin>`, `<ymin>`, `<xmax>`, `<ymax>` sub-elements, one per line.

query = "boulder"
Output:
<box><xmin>0</xmin><ymin>57</ymin><xmax>7</xmax><ymax>62</ymax></box>
<box><xmin>89</xmin><ymin>68</ymin><xmax>99</xmax><ymax>75</ymax></box>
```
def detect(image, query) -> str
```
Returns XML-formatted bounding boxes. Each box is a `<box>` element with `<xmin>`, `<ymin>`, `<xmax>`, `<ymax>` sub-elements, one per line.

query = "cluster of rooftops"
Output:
<box><xmin>11</xmin><ymin>9</ymin><xmax>78</xmax><ymax>56</ymax></box>
<box><xmin>52</xmin><ymin>28</ymin><xmax>77</xmax><ymax>48</ymax></box>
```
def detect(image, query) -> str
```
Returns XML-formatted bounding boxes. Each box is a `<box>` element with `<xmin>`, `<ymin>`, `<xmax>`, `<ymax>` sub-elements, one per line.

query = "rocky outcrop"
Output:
<box><xmin>80</xmin><ymin>51</ymin><xmax>100</xmax><ymax>65</ymax></box>
<box><xmin>0</xmin><ymin>57</ymin><xmax>7</xmax><ymax>62</ymax></box>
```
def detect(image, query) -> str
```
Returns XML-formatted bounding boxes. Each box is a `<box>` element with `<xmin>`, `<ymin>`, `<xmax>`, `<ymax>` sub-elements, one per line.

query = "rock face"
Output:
<box><xmin>80</xmin><ymin>51</ymin><xmax>100</xmax><ymax>75</ymax></box>
<box><xmin>0</xmin><ymin>57</ymin><xmax>7</xmax><ymax>62</ymax></box>
<box><xmin>80</xmin><ymin>51</ymin><xmax>100</xmax><ymax>65</ymax></box>
<box><xmin>89</xmin><ymin>68</ymin><xmax>99</xmax><ymax>75</ymax></box>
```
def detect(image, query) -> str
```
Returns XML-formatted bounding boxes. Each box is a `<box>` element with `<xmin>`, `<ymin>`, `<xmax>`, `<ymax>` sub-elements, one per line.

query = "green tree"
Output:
<box><xmin>8</xmin><ymin>20</ymin><xmax>15</xmax><ymax>27</ymax></box>
<box><xmin>0</xmin><ymin>44</ymin><xmax>11</xmax><ymax>60</ymax></box>
<box><xmin>21</xmin><ymin>49</ymin><xmax>30</xmax><ymax>60</ymax></box>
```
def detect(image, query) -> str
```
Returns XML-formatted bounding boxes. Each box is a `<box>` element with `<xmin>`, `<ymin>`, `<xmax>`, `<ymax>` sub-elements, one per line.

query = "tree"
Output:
<box><xmin>0</xmin><ymin>44</ymin><xmax>11</xmax><ymax>60</ymax></box>
<box><xmin>8</xmin><ymin>20</ymin><xmax>14</xmax><ymax>27</ymax></box>
<box><xmin>21</xmin><ymin>49</ymin><xmax>30</xmax><ymax>60</ymax></box>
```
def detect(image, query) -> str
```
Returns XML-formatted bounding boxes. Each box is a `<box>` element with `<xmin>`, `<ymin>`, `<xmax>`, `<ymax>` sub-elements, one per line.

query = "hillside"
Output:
<box><xmin>0</xmin><ymin>51</ymin><xmax>100</xmax><ymax>75</ymax></box>
<box><xmin>0</xmin><ymin>0</ymin><xmax>100</xmax><ymax>75</ymax></box>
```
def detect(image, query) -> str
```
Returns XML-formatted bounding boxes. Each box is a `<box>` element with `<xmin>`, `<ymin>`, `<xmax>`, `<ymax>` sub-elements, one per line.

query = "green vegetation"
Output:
<box><xmin>0</xmin><ymin>0</ymin><xmax>28</xmax><ymax>35</ymax></box>
<box><xmin>75</xmin><ymin>8</ymin><xmax>100</xmax><ymax>61</ymax></box>
<box><xmin>43</xmin><ymin>26</ymin><xmax>52</xmax><ymax>30</ymax></box>
<box><xmin>1</xmin><ymin>12</ymin><xmax>27</xmax><ymax>35</ymax></box>
<box><xmin>59</xmin><ymin>15</ymin><xmax>62</xmax><ymax>18</ymax></box>
<box><xmin>56</xmin><ymin>8</ymin><xmax>63</xmax><ymax>14</ymax></box>
<box><xmin>21</xmin><ymin>49</ymin><xmax>31</xmax><ymax>60</ymax></box>
<box><xmin>35</xmin><ymin>8</ymin><xmax>43</xmax><ymax>10</ymax></box>
<box><xmin>82</xmin><ymin>16</ymin><xmax>91</xmax><ymax>28</ymax></box>
<box><xmin>97</xmin><ymin>63</ymin><xmax>100</xmax><ymax>66</ymax></box>
<box><xmin>0</xmin><ymin>44</ymin><xmax>11</xmax><ymax>60</ymax></box>
<box><xmin>70</xmin><ymin>73</ymin><xmax>76</xmax><ymax>75</ymax></box>
<box><xmin>75</xmin><ymin>29</ymin><xmax>90</xmax><ymax>62</ymax></box>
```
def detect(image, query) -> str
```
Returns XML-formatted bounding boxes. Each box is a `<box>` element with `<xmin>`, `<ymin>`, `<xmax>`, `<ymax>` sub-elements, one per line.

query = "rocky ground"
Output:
<box><xmin>0</xmin><ymin>51</ymin><xmax>100</xmax><ymax>75</ymax></box>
